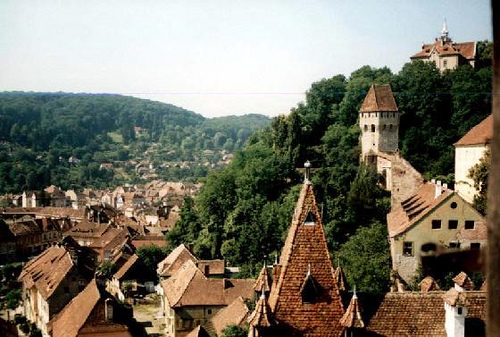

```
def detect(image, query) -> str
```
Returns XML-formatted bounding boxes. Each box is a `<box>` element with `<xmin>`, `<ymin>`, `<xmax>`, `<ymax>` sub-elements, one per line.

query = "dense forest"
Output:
<box><xmin>0</xmin><ymin>93</ymin><xmax>270</xmax><ymax>193</ymax></box>
<box><xmin>167</xmin><ymin>60</ymin><xmax>492</xmax><ymax>293</ymax></box>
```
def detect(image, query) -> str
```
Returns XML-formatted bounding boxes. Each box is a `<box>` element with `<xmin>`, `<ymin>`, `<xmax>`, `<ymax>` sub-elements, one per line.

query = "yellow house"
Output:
<box><xmin>387</xmin><ymin>181</ymin><xmax>485</xmax><ymax>283</ymax></box>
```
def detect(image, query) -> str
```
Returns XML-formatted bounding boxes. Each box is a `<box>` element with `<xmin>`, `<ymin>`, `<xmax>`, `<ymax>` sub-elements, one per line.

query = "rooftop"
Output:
<box><xmin>359</xmin><ymin>84</ymin><xmax>398</xmax><ymax>113</ymax></box>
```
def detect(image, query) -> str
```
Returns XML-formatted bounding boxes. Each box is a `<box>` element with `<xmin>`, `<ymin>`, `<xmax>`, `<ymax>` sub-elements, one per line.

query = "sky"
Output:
<box><xmin>0</xmin><ymin>0</ymin><xmax>493</xmax><ymax>118</ymax></box>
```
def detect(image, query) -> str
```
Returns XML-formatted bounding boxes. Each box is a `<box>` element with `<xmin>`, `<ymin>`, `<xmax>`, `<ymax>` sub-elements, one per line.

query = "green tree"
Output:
<box><xmin>338</xmin><ymin>221</ymin><xmax>391</xmax><ymax>293</ymax></box>
<box><xmin>136</xmin><ymin>245</ymin><xmax>168</xmax><ymax>281</ymax></box>
<box><xmin>468</xmin><ymin>149</ymin><xmax>490</xmax><ymax>215</ymax></box>
<box><xmin>221</xmin><ymin>325</ymin><xmax>248</xmax><ymax>337</ymax></box>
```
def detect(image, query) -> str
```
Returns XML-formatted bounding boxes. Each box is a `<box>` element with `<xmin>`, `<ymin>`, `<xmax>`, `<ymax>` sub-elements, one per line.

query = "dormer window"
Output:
<box><xmin>304</xmin><ymin>211</ymin><xmax>316</xmax><ymax>226</ymax></box>
<box><xmin>301</xmin><ymin>269</ymin><xmax>320</xmax><ymax>303</ymax></box>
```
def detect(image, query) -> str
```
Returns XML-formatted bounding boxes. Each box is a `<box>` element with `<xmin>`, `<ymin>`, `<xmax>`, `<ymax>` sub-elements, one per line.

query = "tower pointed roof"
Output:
<box><xmin>254</xmin><ymin>264</ymin><xmax>272</xmax><ymax>293</ymax></box>
<box><xmin>247</xmin><ymin>290</ymin><xmax>275</xmax><ymax>329</ymax></box>
<box><xmin>339</xmin><ymin>289</ymin><xmax>365</xmax><ymax>329</ymax></box>
<box><xmin>267</xmin><ymin>182</ymin><xmax>345</xmax><ymax>336</ymax></box>
<box><xmin>359</xmin><ymin>84</ymin><xmax>398</xmax><ymax>113</ymax></box>
<box><xmin>333</xmin><ymin>265</ymin><xmax>347</xmax><ymax>292</ymax></box>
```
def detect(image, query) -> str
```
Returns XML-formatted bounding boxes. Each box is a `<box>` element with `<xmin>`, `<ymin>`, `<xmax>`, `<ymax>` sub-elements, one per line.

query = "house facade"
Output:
<box><xmin>387</xmin><ymin>181</ymin><xmax>485</xmax><ymax>283</ymax></box>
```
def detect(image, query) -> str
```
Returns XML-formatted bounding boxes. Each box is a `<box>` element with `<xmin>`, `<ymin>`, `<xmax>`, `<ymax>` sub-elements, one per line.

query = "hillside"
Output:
<box><xmin>0</xmin><ymin>92</ymin><xmax>270</xmax><ymax>193</ymax></box>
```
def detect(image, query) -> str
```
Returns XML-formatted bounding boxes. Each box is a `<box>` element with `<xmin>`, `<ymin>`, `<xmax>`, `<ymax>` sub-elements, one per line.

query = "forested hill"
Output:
<box><xmin>0</xmin><ymin>92</ymin><xmax>270</xmax><ymax>193</ymax></box>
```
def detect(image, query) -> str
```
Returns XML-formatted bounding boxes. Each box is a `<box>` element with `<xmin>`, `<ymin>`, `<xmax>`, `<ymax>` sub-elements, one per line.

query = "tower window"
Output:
<box><xmin>389</xmin><ymin>124</ymin><xmax>393</xmax><ymax>130</ymax></box>
<box><xmin>371</xmin><ymin>124</ymin><xmax>375</xmax><ymax>132</ymax></box>
<box><xmin>470</xmin><ymin>243</ymin><xmax>481</xmax><ymax>250</ymax></box>
<box><xmin>383</xmin><ymin>124</ymin><xmax>387</xmax><ymax>130</ymax></box>
<box><xmin>364</xmin><ymin>125</ymin><xmax>368</xmax><ymax>132</ymax></box>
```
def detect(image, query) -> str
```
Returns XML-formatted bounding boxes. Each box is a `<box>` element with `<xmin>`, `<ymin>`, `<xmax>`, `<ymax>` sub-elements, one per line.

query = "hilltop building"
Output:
<box><xmin>454</xmin><ymin>114</ymin><xmax>492</xmax><ymax>204</ymax></box>
<box><xmin>411</xmin><ymin>21</ymin><xmax>476</xmax><ymax>71</ymax></box>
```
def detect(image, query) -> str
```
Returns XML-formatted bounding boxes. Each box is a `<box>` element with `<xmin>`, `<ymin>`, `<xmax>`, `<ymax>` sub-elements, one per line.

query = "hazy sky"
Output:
<box><xmin>0</xmin><ymin>0</ymin><xmax>492</xmax><ymax>118</ymax></box>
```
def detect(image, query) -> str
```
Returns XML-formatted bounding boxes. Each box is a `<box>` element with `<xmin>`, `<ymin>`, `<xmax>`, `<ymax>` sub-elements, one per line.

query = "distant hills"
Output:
<box><xmin>0</xmin><ymin>92</ymin><xmax>271</xmax><ymax>194</ymax></box>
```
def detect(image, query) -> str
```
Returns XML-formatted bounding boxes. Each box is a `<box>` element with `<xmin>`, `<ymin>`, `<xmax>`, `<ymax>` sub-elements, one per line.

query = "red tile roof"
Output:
<box><xmin>267</xmin><ymin>182</ymin><xmax>345</xmax><ymax>336</ymax></box>
<box><xmin>419</xmin><ymin>276</ymin><xmax>441</xmax><ymax>292</ymax></box>
<box><xmin>359</xmin><ymin>84</ymin><xmax>398</xmax><ymax>113</ymax></box>
<box><xmin>247</xmin><ymin>293</ymin><xmax>275</xmax><ymax>329</ymax></box>
<box><xmin>452</xmin><ymin>271</ymin><xmax>475</xmax><ymax>290</ymax></box>
<box><xmin>18</xmin><ymin>245</ymin><xmax>73</xmax><ymax>300</ymax></box>
<box><xmin>212</xmin><ymin>296</ymin><xmax>249</xmax><ymax>336</ymax></box>
<box><xmin>387</xmin><ymin>182</ymin><xmax>453</xmax><ymax>238</ymax></box>
<box><xmin>49</xmin><ymin>279</ymin><xmax>132</xmax><ymax>337</ymax></box>
<box><xmin>411</xmin><ymin>41</ymin><xmax>476</xmax><ymax>60</ymax></box>
<box><xmin>114</xmin><ymin>254</ymin><xmax>139</xmax><ymax>281</ymax></box>
<box><xmin>157</xmin><ymin>244</ymin><xmax>197</xmax><ymax>278</ymax></box>
<box><xmin>333</xmin><ymin>266</ymin><xmax>347</xmax><ymax>292</ymax></box>
<box><xmin>339</xmin><ymin>293</ymin><xmax>364</xmax><ymax>329</ymax></box>
<box><xmin>455</xmin><ymin>114</ymin><xmax>493</xmax><ymax>146</ymax></box>
<box><xmin>185</xmin><ymin>325</ymin><xmax>210</xmax><ymax>337</ymax></box>
<box><xmin>366</xmin><ymin>291</ymin><xmax>486</xmax><ymax>336</ymax></box>
<box><xmin>196</xmin><ymin>259</ymin><xmax>225</xmax><ymax>276</ymax></box>
<box><xmin>254</xmin><ymin>266</ymin><xmax>271</xmax><ymax>293</ymax></box>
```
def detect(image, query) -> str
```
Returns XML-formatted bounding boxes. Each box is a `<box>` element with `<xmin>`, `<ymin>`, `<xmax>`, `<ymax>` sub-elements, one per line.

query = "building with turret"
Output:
<box><xmin>411</xmin><ymin>21</ymin><xmax>476</xmax><ymax>71</ymax></box>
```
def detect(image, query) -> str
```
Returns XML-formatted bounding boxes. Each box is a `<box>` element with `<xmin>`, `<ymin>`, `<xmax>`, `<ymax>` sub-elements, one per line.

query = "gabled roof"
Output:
<box><xmin>365</xmin><ymin>291</ymin><xmax>486</xmax><ymax>336</ymax></box>
<box><xmin>333</xmin><ymin>266</ymin><xmax>347</xmax><ymax>292</ymax></box>
<box><xmin>452</xmin><ymin>271</ymin><xmax>475</xmax><ymax>290</ymax></box>
<box><xmin>162</xmin><ymin>260</ymin><xmax>254</xmax><ymax>308</ymax></box>
<box><xmin>387</xmin><ymin>182</ymin><xmax>453</xmax><ymax>238</ymax></box>
<box><xmin>359</xmin><ymin>84</ymin><xmax>398</xmax><ymax>113</ymax></box>
<box><xmin>454</xmin><ymin>114</ymin><xmax>493</xmax><ymax>146</ymax></box>
<box><xmin>419</xmin><ymin>276</ymin><xmax>441</xmax><ymax>292</ymax></box>
<box><xmin>185</xmin><ymin>325</ymin><xmax>210</xmax><ymax>337</ymax></box>
<box><xmin>8</xmin><ymin>220</ymin><xmax>41</xmax><ymax>236</ymax></box>
<box><xmin>49</xmin><ymin>279</ymin><xmax>132</xmax><ymax>337</ymax></box>
<box><xmin>340</xmin><ymin>293</ymin><xmax>364</xmax><ymax>329</ymax></box>
<box><xmin>212</xmin><ymin>296</ymin><xmax>249</xmax><ymax>336</ymax></box>
<box><xmin>157</xmin><ymin>243</ymin><xmax>197</xmax><ymax>277</ymax></box>
<box><xmin>114</xmin><ymin>254</ymin><xmax>139</xmax><ymax>281</ymax></box>
<box><xmin>267</xmin><ymin>182</ymin><xmax>345</xmax><ymax>336</ymax></box>
<box><xmin>18</xmin><ymin>245</ymin><xmax>74</xmax><ymax>300</ymax></box>
<box><xmin>411</xmin><ymin>40</ymin><xmax>476</xmax><ymax>60</ymax></box>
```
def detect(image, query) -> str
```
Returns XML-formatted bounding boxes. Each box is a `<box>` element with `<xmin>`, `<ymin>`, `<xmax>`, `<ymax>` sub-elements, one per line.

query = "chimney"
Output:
<box><xmin>444</xmin><ymin>289</ymin><xmax>467</xmax><ymax>337</ymax></box>
<box><xmin>443</xmin><ymin>183</ymin><xmax>448</xmax><ymax>190</ymax></box>
<box><xmin>435</xmin><ymin>180</ymin><xmax>442</xmax><ymax>199</ymax></box>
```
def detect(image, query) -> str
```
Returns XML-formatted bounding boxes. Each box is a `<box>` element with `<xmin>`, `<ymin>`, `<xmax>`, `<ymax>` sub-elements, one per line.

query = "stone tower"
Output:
<box><xmin>359</xmin><ymin>84</ymin><xmax>399</xmax><ymax>161</ymax></box>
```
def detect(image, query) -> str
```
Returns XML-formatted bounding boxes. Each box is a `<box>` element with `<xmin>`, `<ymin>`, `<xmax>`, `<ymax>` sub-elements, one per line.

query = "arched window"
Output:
<box><xmin>371</xmin><ymin>124</ymin><xmax>375</xmax><ymax>132</ymax></box>
<box><xmin>364</xmin><ymin>125</ymin><xmax>368</xmax><ymax>132</ymax></box>
<box><xmin>389</xmin><ymin>124</ymin><xmax>393</xmax><ymax>130</ymax></box>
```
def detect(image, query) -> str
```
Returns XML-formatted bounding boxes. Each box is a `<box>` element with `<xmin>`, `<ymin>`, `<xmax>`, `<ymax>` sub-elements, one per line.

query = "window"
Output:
<box><xmin>364</xmin><ymin>125</ymin><xmax>368</xmax><ymax>131</ymax></box>
<box><xmin>450</xmin><ymin>202</ymin><xmax>457</xmax><ymax>209</ymax></box>
<box><xmin>448</xmin><ymin>220</ymin><xmax>458</xmax><ymax>229</ymax></box>
<box><xmin>443</xmin><ymin>60</ymin><xmax>448</xmax><ymax>68</ymax></box>
<box><xmin>471</xmin><ymin>243</ymin><xmax>481</xmax><ymax>250</ymax></box>
<box><xmin>207</xmin><ymin>309</ymin><xmax>212</xmax><ymax>315</ymax></box>
<box><xmin>383</xmin><ymin>124</ymin><xmax>387</xmax><ymax>130</ymax></box>
<box><xmin>432</xmin><ymin>220</ymin><xmax>442</xmax><ymax>229</ymax></box>
<box><xmin>449</xmin><ymin>241</ymin><xmax>461</xmax><ymax>249</ymax></box>
<box><xmin>304</xmin><ymin>212</ymin><xmax>316</xmax><ymax>226</ymax></box>
<box><xmin>389</xmin><ymin>124</ymin><xmax>393</xmax><ymax>130</ymax></box>
<box><xmin>371</xmin><ymin>124</ymin><xmax>375</xmax><ymax>132</ymax></box>
<box><xmin>465</xmin><ymin>220</ymin><xmax>475</xmax><ymax>229</ymax></box>
<box><xmin>403</xmin><ymin>242</ymin><xmax>414</xmax><ymax>256</ymax></box>
<box><xmin>204</xmin><ymin>265</ymin><xmax>210</xmax><ymax>275</ymax></box>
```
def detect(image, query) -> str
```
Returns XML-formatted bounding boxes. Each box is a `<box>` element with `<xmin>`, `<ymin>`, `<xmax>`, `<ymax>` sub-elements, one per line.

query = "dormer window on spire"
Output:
<box><xmin>304</xmin><ymin>211</ymin><xmax>316</xmax><ymax>226</ymax></box>
<box><xmin>300</xmin><ymin>264</ymin><xmax>320</xmax><ymax>303</ymax></box>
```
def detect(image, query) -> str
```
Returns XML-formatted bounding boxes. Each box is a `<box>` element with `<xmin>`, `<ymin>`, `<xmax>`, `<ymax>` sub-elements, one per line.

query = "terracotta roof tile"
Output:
<box><xmin>359</xmin><ymin>84</ymin><xmax>398</xmax><ymax>113</ymax></box>
<box><xmin>455</xmin><ymin>114</ymin><xmax>492</xmax><ymax>146</ymax></box>
<box><xmin>267</xmin><ymin>182</ymin><xmax>345</xmax><ymax>336</ymax></box>
<box><xmin>419</xmin><ymin>276</ymin><xmax>441</xmax><ymax>292</ymax></box>
<box><xmin>212</xmin><ymin>296</ymin><xmax>249</xmax><ymax>336</ymax></box>
<box><xmin>247</xmin><ymin>292</ymin><xmax>275</xmax><ymax>329</ymax></box>
<box><xmin>157</xmin><ymin>244</ymin><xmax>197</xmax><ymax>277</ymax></box>
<box><xmin>339</xmin><ymin>293</ymin><xmax>364</xmax><ymax>328</ymax></box>
<box><xmin>185</xmin><ymin>325</ymin><xmax>210</xmax><ymax>337</ymax></box>
<box><xmin>114</xmin><ymin>254</ymin><xmax>139</xmax><ymax>280</ymax></box>
<box><xmin>387</xmin><ymin>182</ymin><xmax>453</xmax><ymax>238</ymax></box>
<box><xmin>254</xmin><ymin>266</ymin><xmax>272</xmax><ymax>293</ymax></box>
<box><xmin>411</xmin><ymin>41</ymin><xmax>476</xmax><ymax>60</ymax></box>
<box><xmin>452</xmin><ymin>271</ymin><xmax>475</xmax><ymax>290</ymax></box>
<box><xmin>18</xmin><ymin>245</ymin><xmax>73</xmax><ymax>300</ymax></box>
<box><xmin>8</xmin><ymin>220</ymin><xmax>41</xmax><ymax>236</ymax></box>
<box><xmin>333</xmin><ymin>266</ymin><xmax>347</xmax><ymax>292</ymax></box>
<box><xmin>161</xmin><ymin>260</ymin><xmax>203</xmax><ymax>307</ymax></box>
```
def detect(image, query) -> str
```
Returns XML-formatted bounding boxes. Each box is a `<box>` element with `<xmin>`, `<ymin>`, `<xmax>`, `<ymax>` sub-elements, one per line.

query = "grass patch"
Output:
<box><xmin>108</xmin><ymin>132</ymin><xmax>124</xmax><ymax>143</ymax></box>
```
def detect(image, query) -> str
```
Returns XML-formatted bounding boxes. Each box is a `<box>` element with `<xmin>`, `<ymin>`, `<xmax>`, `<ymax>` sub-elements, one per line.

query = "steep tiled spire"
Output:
<box><xmin>247</xmin><ymin>290</ymin><xmax>275</xmax><ymax>337</ymax></box>
<box><xmin>340</xmin><ymin>288</ymin><xmax>365</xmax><ymax>329</ymax></box>
<box><xmin>254</xmin><ymin>264</ymin><xmax>271</xmax><ymax>295</ymax></box>
<box><xmin>267</xmin><ymin>182</ymin><xmax>345</xmax><ymax>336</ymax></box>
<box><xmin>333</xmin><ymin>264</ymin><xmax>347</xmax><ymax>292</ymax></box>
<box><xmin>452</xmin><ymin>271</ymin><xmax>475</xmax><ymax>291</ymax></box>
<box><xmin>419</xmin><ymin>275</ymin><xmax>441</xmax><ymax>292</ymax></box>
